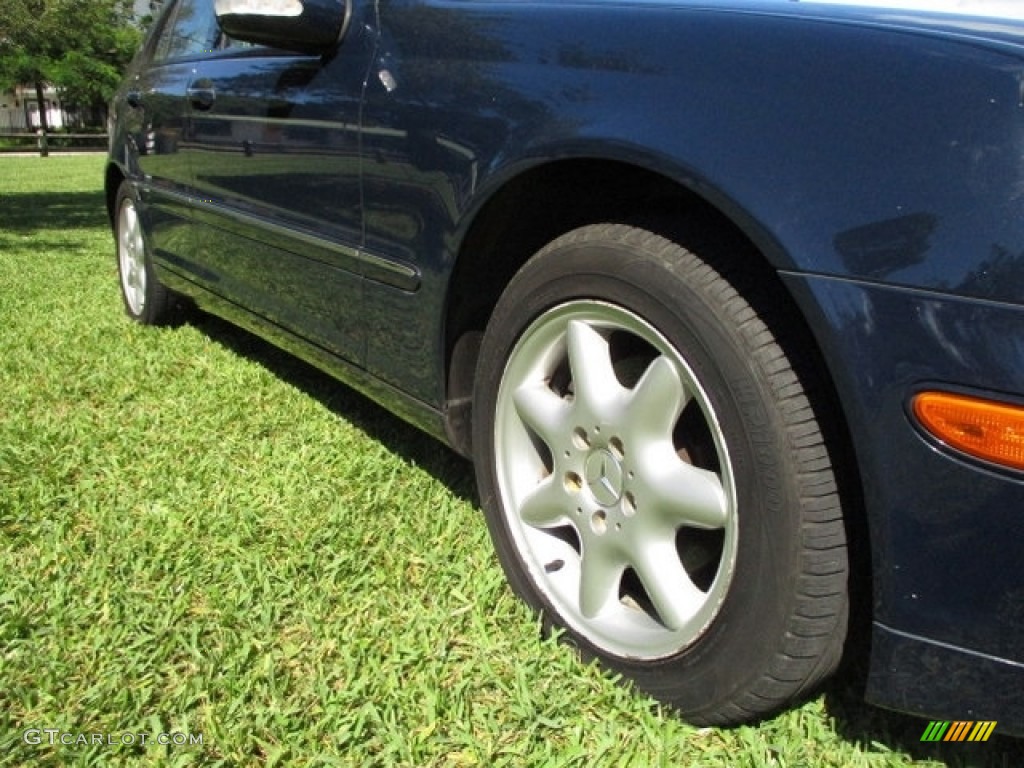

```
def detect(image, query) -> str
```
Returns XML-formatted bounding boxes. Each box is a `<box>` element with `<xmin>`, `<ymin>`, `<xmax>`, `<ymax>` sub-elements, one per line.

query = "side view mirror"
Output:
<box><xmin>214</xmin><ymin>0</ymin><xmax>351</xmax><ymax>55</ymax></box>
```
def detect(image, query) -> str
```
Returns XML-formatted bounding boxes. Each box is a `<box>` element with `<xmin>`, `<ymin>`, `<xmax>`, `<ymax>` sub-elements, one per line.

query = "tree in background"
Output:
<box><xmin>0</xmin><ymin>0</ymin><xmax>142</xmax><ymax>152</ymax></box>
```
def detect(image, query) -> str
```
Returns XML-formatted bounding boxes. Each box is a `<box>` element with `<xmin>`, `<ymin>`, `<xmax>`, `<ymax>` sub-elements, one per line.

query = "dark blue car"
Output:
<box><xmin>106</xmin><ymin>0</ymin><xmax>1024</xmax><ymax>734</ymax></box>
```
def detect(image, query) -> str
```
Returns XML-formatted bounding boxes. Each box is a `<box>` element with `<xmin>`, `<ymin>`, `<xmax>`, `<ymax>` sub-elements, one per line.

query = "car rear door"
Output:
<box><xmin>180</xmin><ymin>3</ymin><xmax>375</xmax><ymax>364</ymax></box>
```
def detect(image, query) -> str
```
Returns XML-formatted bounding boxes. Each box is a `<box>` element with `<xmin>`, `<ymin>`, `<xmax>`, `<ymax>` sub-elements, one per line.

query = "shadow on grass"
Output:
<box><xmin>181</xmin><ymin>305</ymin><xmax>1022</xmax><ymax>765</ymax></box>
<box><xmin>0</xmin><ymin>190</ymin><xmax>108</xmax><ymax>234</ymax></box>
<box><xmin>185</xmin><ymin>308</ymin><xmax>478</xmax><ymax>505</ymax></box>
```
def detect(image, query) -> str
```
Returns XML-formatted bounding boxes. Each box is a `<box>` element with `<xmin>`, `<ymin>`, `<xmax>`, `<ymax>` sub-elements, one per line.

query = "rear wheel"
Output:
<box><xmin>115</xmin><ymin>182</ymin><xmax>176</xmax><ymax>325</ymax></box>
<box><xmin>472</xmin><ymin>223</ymin><xmax>848</xmax><ymax>724</ymax></box>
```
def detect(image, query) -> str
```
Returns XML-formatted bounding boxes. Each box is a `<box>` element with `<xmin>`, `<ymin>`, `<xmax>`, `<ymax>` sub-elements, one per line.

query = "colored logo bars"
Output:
<box><xmin>920</xmin><ymin>721</ymin><xmax>997</xmax><ymax>742</ymax></box>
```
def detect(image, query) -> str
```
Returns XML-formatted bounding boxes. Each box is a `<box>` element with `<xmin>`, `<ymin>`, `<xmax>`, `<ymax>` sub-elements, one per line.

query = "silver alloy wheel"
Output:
<box><xmin>494</xmin><ymin>300</ymin><xmax>738</xmax><ymax>659</ymax></box>
<box><xmin>118</xmin><ymin>197</ymin><xmax>146</xmax><ymax>317</ymax></box>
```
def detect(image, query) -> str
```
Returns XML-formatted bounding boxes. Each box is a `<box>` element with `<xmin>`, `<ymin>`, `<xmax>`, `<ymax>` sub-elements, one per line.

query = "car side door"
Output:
<box><xmin>179</xmin><ymin>0</ymin><xmax>374</xmax><ymax>364</ymax></box>
<box><xmin>120</xmin><ymin>0</ymin><xmax>212</xmax><ymax>272</ymax></box>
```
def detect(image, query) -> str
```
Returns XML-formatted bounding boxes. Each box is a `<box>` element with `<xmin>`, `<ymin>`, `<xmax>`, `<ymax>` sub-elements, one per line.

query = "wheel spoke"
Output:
<box><xmin>566</xmin><ymin>320</ymin><xmax>622</xmax><ymax>414</ymax></box>
<box><xmin>122</xmin><ymin>205</ymin><xmax>135</xmax><ymax>240</ymax></box>
<box><xmin>579</xmin><ymin>543</ymin><xmax>625</xmax><ymax>618</ymax></box>
<box><xmin>519</xmin><ymin>476</ymin><xmax>572</xmax><ymax>529</ymax></box>
<box><xmin>631</xmin><ymin>537</ymin><xmax>703</xmax><ymax>631</ymax></box>
<box><xmin>625</xmin><ymin>356</ymin><xmax>688</xmax><ymax>439</ymax></box>
<box><xmin>513</xmin><ymin>383</ymin><xmax>571</xmax><ymax>447</ymax></box>
<box><xmin>644</xmin><ymin>459</ymin><xmax>728</xmax><ymax>530</ymax></box>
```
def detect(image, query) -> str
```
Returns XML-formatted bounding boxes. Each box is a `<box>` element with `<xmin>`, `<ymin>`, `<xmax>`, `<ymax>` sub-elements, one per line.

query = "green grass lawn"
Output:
<box><xmin>1</xmin><ymin>155</ymin><xmax>1020</xmax><ymax>767</ymax></box>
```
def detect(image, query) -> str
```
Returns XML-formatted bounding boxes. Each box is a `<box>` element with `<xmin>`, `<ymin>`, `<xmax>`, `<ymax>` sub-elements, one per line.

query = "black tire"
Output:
<box><xmin>114</xmin><ymin>181</ymin><xmax>176</xmax><ymax>325</ymax></box>
<box><xmin>472</xmin><ymin>223</ymin><xmax>848</xmax><ymax>725</ymax></box>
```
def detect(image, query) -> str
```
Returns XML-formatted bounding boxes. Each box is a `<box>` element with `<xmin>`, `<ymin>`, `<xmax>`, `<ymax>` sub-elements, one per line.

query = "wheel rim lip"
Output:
<box><xmin>494</xmin><ymin>300</ymin><xmax>738</xmax><ymax>660</ymax></box>
<box><xmin>118</xmin><ymin>198</ymin><xmax>146</xmax><ymax>316</ymax></box>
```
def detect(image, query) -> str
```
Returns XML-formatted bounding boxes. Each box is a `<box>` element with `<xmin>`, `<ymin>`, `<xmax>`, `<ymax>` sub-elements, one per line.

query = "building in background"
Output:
<box><xmin>0</xmin><ymin>84</ymin><xmax>65</xmax><ymax>132</ymax></box>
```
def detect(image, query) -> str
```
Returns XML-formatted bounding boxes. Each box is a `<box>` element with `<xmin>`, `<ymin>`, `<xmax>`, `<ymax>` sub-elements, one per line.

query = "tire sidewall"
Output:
<box><xmin>473</xmin><ymin>229</ymin><xmax>805</xmax><ymax>715</ymax></box>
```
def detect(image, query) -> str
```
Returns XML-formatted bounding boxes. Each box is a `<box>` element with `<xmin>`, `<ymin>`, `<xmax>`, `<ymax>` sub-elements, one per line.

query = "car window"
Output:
<box><xmin>152</xmin><ymin>0</ymin><xmax>252</xmax><ymax>62</ymax></box>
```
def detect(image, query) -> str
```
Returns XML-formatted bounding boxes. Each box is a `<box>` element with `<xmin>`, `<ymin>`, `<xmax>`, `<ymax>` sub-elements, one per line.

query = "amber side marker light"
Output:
<box><xmin>913</xmin><ymin>391</ymin><xmax>1024</xmax><ymax>471</ymax></box>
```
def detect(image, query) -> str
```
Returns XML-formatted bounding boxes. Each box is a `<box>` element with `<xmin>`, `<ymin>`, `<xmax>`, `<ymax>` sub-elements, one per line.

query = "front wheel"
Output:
<box><xmin>472</xmin><ymin>224</ymin><xmax>849</xmax><ymax>725</ymax></box>
<box><xmin>114</xmin><ymin>181</ymin><xmax>176</xmax><ymax>325</ymax></box>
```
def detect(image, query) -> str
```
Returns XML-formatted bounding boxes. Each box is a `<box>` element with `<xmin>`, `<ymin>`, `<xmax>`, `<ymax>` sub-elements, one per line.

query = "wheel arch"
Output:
<box><xmin>104</xmin><ymin>161</ymin><xmax>127</xmax><ymax>230</ymax></box>
<box><xmin>445</xmin><ymin>156</ymin><xmax>815</xmax><ymax>441</ymax></box>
